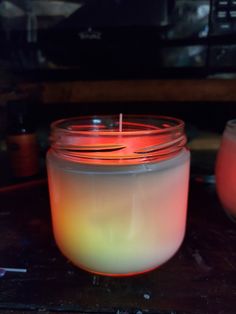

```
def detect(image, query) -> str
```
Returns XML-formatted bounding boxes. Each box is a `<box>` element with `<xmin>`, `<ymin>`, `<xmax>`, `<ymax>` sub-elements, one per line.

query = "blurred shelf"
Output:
<box><xmin>2</xmin><ymin>79</ymin><xmax>236</xmax><ymax>105</ymax></box>
<box><xmin>28</xmin><ymin>79</ymin><xmax>236</xmax><ymax>104</ymax></box>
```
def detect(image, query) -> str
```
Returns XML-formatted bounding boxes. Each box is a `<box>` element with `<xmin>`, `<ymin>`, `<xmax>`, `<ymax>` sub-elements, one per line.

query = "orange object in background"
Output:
<box><xmin>6</xmin><ymin>100</ymin><xmax>39</xmax><ymax>179</ymax></box>
<box><xmin>7</xmin><ymin>133</ymin><xmax>39</xmax><ymax>178</ymax></box>
<box><xmin>216</xmin><ymin>120</ymin><xmax>236</xmax><ymax>222</ymax></box>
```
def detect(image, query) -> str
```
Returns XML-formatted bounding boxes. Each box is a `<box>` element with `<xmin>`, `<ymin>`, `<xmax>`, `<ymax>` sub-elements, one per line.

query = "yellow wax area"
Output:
<box><xmin>47</xmin><ymin>151</ymin><xmax>190</xmax><ymax>275</ymax></box>
<box><xmin>216</xmin><ymin>133</ymin><xmax>236</xmax><ymax>218</ymax></box>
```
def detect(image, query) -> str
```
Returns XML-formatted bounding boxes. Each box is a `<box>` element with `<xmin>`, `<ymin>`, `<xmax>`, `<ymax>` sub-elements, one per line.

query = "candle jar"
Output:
<box><xmin>216</xmin><ymin>120</ymin><xmax>236</xmax><ymax>222</ymax></box>
<box><xmin>47</xmin><ymin>115</ymin><xmax>190</xmax><ymax>276</ymax></box>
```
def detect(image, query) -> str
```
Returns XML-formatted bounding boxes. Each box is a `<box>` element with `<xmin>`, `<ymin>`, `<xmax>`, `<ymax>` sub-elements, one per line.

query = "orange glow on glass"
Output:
<box><xmin>216</xmin><ymin>122</ymin><xmax>236</xmax><ymax>221</ymax></box>
<box><xmin>47</xmin><ymin>115</ymin><xmax>190</xmax><ymax>276</ymax></box>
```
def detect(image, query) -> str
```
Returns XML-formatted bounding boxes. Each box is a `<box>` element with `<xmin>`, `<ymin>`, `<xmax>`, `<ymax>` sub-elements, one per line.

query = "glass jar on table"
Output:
<box><xmin>47</xmin><ymin>115</ymin><xmax>190</xmax><ymax>276</ymax></box>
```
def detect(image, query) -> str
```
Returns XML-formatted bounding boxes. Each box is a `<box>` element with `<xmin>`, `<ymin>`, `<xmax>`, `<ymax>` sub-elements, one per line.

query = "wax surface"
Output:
<box><xmin>216</xmin><ymin>132</ymin><xmax>236</xmax><ymax>219</ymax></box>
<box><xmin>47</xmin><ymin>150</ymin><xmax>190</xmax><ymax>275</ymax></box>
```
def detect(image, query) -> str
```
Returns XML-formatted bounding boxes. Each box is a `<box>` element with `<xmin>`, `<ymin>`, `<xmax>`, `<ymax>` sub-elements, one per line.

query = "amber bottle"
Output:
<box><xmin>6</xmin><ymin>100</ymin><xmax>39</xmax><ymax>179</ymax></box>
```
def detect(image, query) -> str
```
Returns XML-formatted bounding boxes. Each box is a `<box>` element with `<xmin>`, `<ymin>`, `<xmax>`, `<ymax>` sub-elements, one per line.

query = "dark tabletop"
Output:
<box><xmin>0</xmin><ymin>180</ymin><xmax>235</xmax><ymax>314</ymax></box>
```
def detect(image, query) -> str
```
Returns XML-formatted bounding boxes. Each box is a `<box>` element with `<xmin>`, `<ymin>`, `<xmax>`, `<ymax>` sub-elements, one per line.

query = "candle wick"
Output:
<box><xmin>119</xmin><ymin>113</ymin><xmax>123</xmax><ymax>132</ymax></box>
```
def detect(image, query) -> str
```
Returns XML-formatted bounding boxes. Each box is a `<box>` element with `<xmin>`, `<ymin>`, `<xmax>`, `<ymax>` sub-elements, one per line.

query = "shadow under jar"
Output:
<box><xmin>47</xmin><ymin>115</ymin><xmax>190</xmax><ymax>276</ymax></box>
<box><xmin>216</xmin><ymin>120</ymin><xmax>236</xmax><ymax>223</ymax></box>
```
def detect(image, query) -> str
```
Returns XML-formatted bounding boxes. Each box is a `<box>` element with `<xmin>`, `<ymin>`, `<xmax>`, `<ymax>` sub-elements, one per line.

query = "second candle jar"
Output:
<box><xmin>47</xmin><ymin>115</ymin><xmax>190</xmax><ymax>276</ymax></box>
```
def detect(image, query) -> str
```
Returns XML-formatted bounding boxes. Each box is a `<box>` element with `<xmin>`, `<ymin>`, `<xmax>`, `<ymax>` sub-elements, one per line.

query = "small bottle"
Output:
<box><xmin>6</xmin><ymin>100</ymin><xmax>39</xmax><ymax>179</ymax></box>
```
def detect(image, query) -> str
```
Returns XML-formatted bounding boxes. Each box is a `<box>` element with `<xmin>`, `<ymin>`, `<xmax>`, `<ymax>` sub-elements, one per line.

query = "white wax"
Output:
<box><xmin>47</xmin><ymin>149</ymin><xmax>190</xmax><ymax>275</ymax></box>
<box><xmin>216</xmin><ymin>132</ymin><xmax>236</xmax><ymax>220</ymax></box>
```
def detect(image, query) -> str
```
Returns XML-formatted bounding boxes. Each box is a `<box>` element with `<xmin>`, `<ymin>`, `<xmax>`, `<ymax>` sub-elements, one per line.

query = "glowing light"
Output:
<box><xmin>47</xmin><ymin>150</ymin><xmax>190</xmax><ymax>276</ymax></box>
<box><xmin>47</xmin><ymin>115</ymin><xmax>190</xmax><ymax>276</ymax></box>
<box><xmin>216</xmin><ymin>123</ymin><xmax>236</xmax><ymax>221</ymax></box>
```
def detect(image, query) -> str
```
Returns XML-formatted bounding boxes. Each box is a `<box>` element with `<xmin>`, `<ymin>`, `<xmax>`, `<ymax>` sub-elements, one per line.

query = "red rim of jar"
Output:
<box><xmin>49</xmin><ymin>115</ymin><xmax>187</xmax><ymax>165</ymax></box>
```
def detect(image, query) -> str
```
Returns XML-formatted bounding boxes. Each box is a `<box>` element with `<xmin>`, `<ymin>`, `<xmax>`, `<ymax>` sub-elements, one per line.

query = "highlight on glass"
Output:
<box><xmin>47</xmin><ymin>115</ymin><xmax>190</xmax><ymax>276</ymax></box>
<box><xmin>216</xmin><ymin>119</ymin><xmax>236</xmax><ymax>223</ymax></box>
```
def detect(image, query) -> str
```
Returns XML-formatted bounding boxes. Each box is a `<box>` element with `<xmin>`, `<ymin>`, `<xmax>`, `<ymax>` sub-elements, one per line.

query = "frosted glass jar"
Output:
<box><xmin>216</xmin><ymin>120</ymin><xmax>236</xmax><ymax>222</ymax></box>
<box><xmin>47</xmin><ymin>115</ymin><xmax>190</xmax><ymax>276</ymax></box>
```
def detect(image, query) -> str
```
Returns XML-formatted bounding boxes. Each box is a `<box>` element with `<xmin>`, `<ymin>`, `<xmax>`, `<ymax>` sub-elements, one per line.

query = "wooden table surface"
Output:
<box><xmin>0</xmin><ymin>180</ymin><xmax>235</xmax><ymax>314</ymax></box>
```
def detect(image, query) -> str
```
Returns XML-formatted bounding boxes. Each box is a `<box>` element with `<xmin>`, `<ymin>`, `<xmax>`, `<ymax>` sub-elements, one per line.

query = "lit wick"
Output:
<box><xmin>119</xmin><ymin>113</ymin><xmax>123</xmax><ymax>132</ymax></box>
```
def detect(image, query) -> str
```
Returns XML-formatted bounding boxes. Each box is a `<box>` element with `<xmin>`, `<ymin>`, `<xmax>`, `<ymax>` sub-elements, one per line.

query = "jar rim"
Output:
<box><xmin>50</xmin><ymin>115</ymin><xmax>186</xmax><ymax>165</ymax></box>
<box><xmin>51</xmin><ymin>115</ymin><xmax>185</xmax><ymax>136</ymax></box>
<box><xmin>226</xmin><ymin>119</ymin><xmax>236</xmax><ymax>130</ymax></box>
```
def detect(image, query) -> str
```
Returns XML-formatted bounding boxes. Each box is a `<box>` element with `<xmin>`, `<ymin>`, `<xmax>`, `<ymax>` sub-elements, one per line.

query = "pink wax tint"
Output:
<box><xmin>47</xmin><ymin>115</ymin><xmax>190</xmax><ymax>276</ymax></box>
<box><xmin>216</xmin><ymin>120</ymin><xmax>236</xmax><ymax>222</ymax></box>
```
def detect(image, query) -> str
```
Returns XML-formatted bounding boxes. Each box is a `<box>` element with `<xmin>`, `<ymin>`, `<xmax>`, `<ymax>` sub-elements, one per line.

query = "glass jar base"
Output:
<box><xmin>76</xmin><ymin>264</ymin><xmax>159</xmax><ymax>277</ymax></box>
